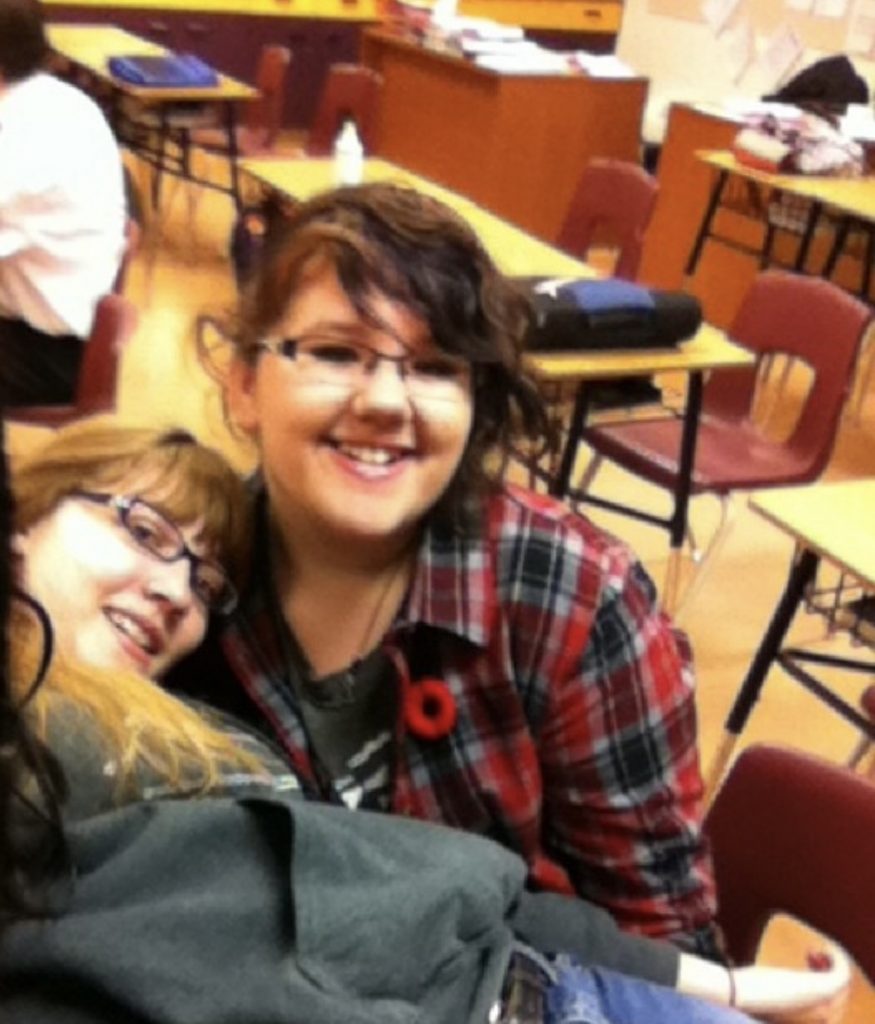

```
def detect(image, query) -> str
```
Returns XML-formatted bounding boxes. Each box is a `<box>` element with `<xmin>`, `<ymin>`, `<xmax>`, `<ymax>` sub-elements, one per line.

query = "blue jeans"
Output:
<box><xmin>545</xmin><ymin>955</ymin><xmax>755</xmax><ymax>1024</ymax></box>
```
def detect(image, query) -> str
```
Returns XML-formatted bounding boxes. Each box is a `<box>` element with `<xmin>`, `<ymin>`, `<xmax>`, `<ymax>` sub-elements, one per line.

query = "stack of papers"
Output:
<box><xmin>570</xmin><ymin>52</ymin><xmax>637</xmax><ymax>79</ymax></box>
<box><xmin>473</xmin><ymin>48</ymin><xmax>572</xmax><ymax>74</ymax></box>
<box><xmin>426</xmin><ymin>14</ymin><xmax>568</xmax><ymax>73</ymax></box>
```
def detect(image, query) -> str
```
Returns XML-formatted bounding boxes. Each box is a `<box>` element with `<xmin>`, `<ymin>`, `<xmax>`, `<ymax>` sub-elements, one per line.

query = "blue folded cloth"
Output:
<box><xmin>108</xmin><ymin>54</ymin><xmax>219</xmax><ymax>88</ymax></box>
<box><xmin>561</xmin><ymin>279</ymin><xmax>655</xmax><ymax>312</ymax></box>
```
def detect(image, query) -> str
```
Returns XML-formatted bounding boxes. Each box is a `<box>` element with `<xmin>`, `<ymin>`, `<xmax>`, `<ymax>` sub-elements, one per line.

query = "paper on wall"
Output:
<box><xmin>719</xmin><ymin>15</ymin><xmax>755</xmax><ymax>83</ymax></box>
<box><xmin>702</xmin><ymin>0</ymin><xmax>742</xmax><ymax>34</ymax></box>
<box><xmin>813</xmin><ymin>0</ymin><xmax>849</xmax><ymax>16</ymax></box>
<box><xmin>760</xmin><ymin>23</ymin><xmax>804</xmax><ymax>88</ymax></box>
<box><xmin>785</xmin><ymin>0</ymin><xmax>813</xmax><ymax>11</ymax></box>
<box><xmin>847</xmin><ymin>0</ymin><xmax>875</xmax><ymax>55</ymax></box>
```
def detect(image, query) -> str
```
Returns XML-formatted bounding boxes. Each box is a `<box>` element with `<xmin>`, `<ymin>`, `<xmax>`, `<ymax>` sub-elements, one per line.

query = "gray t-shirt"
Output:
<box><xmin>280</xmin><ymin>623</ymin><xmax>396</xmax><ymax>811</ymax></box>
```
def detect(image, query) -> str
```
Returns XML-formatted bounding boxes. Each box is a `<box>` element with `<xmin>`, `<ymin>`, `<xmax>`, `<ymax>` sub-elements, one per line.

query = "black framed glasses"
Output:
<box><xmin>255</xmin><ymin>334</ymin><xmax>471</xmax><ymax>403</ymax></box>
<box><xmin>74</xmin><ymin>492</ymin><xmax>237</xmax><ymax>615</ymax></box>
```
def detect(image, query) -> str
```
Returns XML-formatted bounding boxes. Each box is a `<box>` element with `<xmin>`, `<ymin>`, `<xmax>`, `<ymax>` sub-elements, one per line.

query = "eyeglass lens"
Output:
<box><xmin>264</xmin><ymin>336</ymin><xmax>470</xmax><ymax>400</ymax></box>
<box><xmin>121</xmin><ymin>501</ymin><xmax>232</xmax><ymax>611</ymax></box>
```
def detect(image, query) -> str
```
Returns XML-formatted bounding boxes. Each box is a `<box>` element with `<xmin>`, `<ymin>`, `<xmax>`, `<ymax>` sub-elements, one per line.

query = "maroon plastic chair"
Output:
<box><xmin>706</xmin><ymin>743</ymin><xmax>875</xmax><ymax>983</ymax></box>
<box><xmin>583</xmin><ymin>271</ymin><xmax>870</xmax><ymax>495</ymax></box>
<box><xmin>577</xmin><ymin>272</ymin><xmax>872</xmax><ymax>601</ymax></box>
<box><xmin>556</xmin><ymin>158</ymin><xmax>659</xmax><ymax>281</ymax></box>
<box><xmin>191</xmin><ymin>45</ymin><xmax>292</xmax><ymax>156</ymax></box>
<box><xmin>4</xmin><ymin>295</ymin><xmax>137</xmax><ymax>428</ymax></box>
<box><xmin>305</xmin><ymin>64</ymin><xmax>383</xmax><ymax>156</ymax></box>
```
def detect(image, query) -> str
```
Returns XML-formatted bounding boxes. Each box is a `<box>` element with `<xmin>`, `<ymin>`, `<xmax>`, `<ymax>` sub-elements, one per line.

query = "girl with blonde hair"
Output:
<box><xmin>9</xmin><ymin>417</ymin><xmax>274</xmax><ymax>802</ymax></box>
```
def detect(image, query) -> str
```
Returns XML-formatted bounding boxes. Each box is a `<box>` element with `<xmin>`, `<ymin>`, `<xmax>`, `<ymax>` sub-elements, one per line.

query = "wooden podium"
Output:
<box><xmin>362</xmin><ymin>30</ymin><xmax>648</xmax><ymax>242</ymax></box>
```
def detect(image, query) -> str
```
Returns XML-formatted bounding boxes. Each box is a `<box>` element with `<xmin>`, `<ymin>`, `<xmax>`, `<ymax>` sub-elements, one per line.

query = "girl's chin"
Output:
<box><xmin>322</xmin><ymin>513</ymin><xmax>419</xmax><ymax>549</ymax></box>
<box><xmin>86</xmin><ymin>633</ymin><xmax>152</xmax><ymax>677</ymax></box>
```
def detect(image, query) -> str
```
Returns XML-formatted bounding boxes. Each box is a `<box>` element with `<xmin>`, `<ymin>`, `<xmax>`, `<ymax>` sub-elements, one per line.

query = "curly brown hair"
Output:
<box><xmin>228</xmin><ymin>182</ymin><xmax>552</xmax><ymax>528</ymax></box>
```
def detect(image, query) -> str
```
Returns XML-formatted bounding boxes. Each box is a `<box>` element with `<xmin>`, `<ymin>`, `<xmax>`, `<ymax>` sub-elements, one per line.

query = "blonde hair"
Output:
<box><xmin>12</xmin><ymin>417</ymin><xmax>252</xmax><ymax>590</ymax></box>
<box><xmin>10</xmin><ymin>418</ymin><xmax>265</xmax><ymax>794</ymax></box>
<box><xmin>11</xmin><ymin>604</ymin><xmax>267</xmax><ymax>795</ymax></box>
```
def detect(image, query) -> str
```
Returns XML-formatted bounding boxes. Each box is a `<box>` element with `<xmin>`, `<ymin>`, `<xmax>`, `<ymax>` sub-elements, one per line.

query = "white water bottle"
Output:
<box><xmin>333</xmin><ymin>118</ymin><xmax>364</xmax><ymax>186</ymax></box>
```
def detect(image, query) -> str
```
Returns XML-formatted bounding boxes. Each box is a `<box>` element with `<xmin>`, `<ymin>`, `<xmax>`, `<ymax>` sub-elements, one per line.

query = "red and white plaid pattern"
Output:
<box><xmin>176</xmin><ymin>484</ymin><xmax>717</xmax><ymax>955</ymax></box>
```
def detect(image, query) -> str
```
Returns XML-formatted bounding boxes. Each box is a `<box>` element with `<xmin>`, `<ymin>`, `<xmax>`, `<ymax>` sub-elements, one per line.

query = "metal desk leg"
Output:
<box><xmin>703</xmin><ymin>546</ymin><xmax>820</xmax><ymax>803</ymax></box>
<box><xmin>549</xmin><ymin>383</ymin><xmax>591</xmax><ymax>499</ymax></box>
<box><xmin>685</xmin><ymin>170</ymin><xmax>729</xmax><ymax>279</ymax></box>
<box><xmin>151</xmin><ymin>107</ymin><xmax>168</xmax><ymax>212</ymax></box>
<box><xmin>822</xmin><ymin>215</ymin><xmax>852</xmax><ymax>280</ymax></box>
<box><xmin>794</xmin><ymin>200</ymin><xmax>823</xmax><ymax>273</ymax></box>
<box><xmin>664</xmin><ymin>372</ymin><xmax>704</xmax><ymax>614</ymax></box>
<box><xmin>760</xmin><ymin>187</ymin><xmax>781</xmax><ymax>269</ymax></box>
<box><xmin>862</xmin><ymin>222</ymin><xmax>875</xmax><ymax>299</ymax></box>
<box><xmin>224</xmin><ymin>103</ymin><xmax>242</xmax><ymax>212</ymax></box>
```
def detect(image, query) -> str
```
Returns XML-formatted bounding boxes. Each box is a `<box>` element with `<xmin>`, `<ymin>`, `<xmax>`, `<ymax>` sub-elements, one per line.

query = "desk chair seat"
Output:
<box><xmin>579</xmin><ymin>271</ymin><xmax>872</xmax><ymax>610</ymax></box>
<box><xmin>3</xmin><ymin>295</ymin><xmax>137</xmax><ymax>428</ymax></box>
<box><xmin>706</xmin><ymin>743</ymin><xmax>875</xmax><ymax>985</ymax></box>
<box><xmin>587</xmin><ymin>411</ymin><xmax>816</xmax><ymax>495</ymax></box>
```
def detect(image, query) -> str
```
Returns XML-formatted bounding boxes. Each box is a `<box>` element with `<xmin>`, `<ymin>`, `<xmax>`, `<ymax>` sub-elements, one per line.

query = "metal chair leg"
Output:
<box><xmin>847</xmin><ymin>683</ymin><xmax>875</xmax><ymax>771</ymax></box>
<box><xmin>851</xmin><ymin>325</ymin><xmax>875</xmax><ymax>424</ymax></box>
<box><xmin>675</xmin><ymin>495</ymin><xmax>737</xmax><ymax>624</ymax></box>
<box><xmin>663</xmin><ymin>547</ymin><xmax>683</xmax><ymax>616</ymax></box>
<box><xmin>576</xmin><ymin>453</ymin><xmax>603</xmax><ymax>495</ymax></box>
<box><xmin>703</xmin><ymin>730</ymin><xmax>739</xmax><ymax>807</ymax></box>
<box><xmin>685</xmin><ymin>522</ymin><xmax>701</xmax><ymax>563</ymax></box>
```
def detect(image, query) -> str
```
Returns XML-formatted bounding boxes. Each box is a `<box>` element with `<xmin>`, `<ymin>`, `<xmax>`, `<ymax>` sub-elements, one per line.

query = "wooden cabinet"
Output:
<box><xmin>46</xmin><ymin>5</ymin><xmax>370</xmax><ymax>128</ymax></box>
<box><xmin>362</xmin><ymin>29</ymin><xmax>646</xmax><ymax>242</ymax></box>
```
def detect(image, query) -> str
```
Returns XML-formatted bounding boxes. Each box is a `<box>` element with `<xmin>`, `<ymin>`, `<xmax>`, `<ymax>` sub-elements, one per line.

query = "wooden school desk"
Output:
<box><xmin>241</xmin><ymin>156</ymin><xmax>753</xmax><ymax>607</ymax></box>
<box><xmin>528</xmin><ymin>327</ymin><xmax>754</xmax><ymax>609</ymax></box>
<box><xmin>47</xmin><ymin>23</ymin><xmax>258</xmax><ymax>209</ymax></box>
<box><xmin>239</xmin><ymin>157</ymin><xmax>593</xmax><ymax>278</ymax></box>
<box><xmin>360</xmin><ymin>29</ymin><xmax>648</xmax><ymax>243</ymax></box>
<box><xmin>707</xmin><ymin>478</ymin><xmax>875</xmax><ymax>796</ymax></box>
<box><xmin>686</xmin><ymin>150</ymin><xmax>875</xmax><ymax>284</ymax></box>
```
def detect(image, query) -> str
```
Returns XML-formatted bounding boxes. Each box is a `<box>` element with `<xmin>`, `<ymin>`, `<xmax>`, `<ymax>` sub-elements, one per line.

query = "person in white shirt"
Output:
<box><xmin>0</xmin><ymin>0</ymin><xmax>126</xmax><ymax>406</ymax></box>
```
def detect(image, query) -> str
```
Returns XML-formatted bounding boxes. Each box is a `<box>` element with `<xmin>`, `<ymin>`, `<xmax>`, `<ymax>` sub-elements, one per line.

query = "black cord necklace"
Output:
<box><xmin>274</xmin><ymin>557</ymin><xmax>408</xmax><ymax>710</ymax></box>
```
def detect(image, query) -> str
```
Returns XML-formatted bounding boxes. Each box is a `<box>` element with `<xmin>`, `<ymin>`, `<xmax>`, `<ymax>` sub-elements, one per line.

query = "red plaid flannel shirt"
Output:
<box><xmin>176</xmin><ymin>484</ymin><xmax>717</xmax><ymax>954</ymax></box>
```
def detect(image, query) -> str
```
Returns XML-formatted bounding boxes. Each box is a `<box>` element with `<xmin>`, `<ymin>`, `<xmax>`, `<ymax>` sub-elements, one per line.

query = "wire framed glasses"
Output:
<box><xmin>255</xmin><ymin>334</ymin><xmax>472</xmax><ymax>403</ymax></box>
<box><xmin>74</xmin><ymin>492</ymin><xmax>237</xmax><ymax>615</ymax></box>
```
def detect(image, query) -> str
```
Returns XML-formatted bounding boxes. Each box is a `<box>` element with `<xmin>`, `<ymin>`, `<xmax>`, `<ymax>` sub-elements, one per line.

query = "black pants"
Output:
<box><xmin>0</xmin><ymin>317</ymin><xmax>83</xmax><ymax>406</ymax></box>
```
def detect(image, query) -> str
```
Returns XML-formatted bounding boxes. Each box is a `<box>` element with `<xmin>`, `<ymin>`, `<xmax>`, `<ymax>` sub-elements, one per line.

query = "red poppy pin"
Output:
<box><xmin>404</xmin><ymin>678</ymin><xmax>457</xmax><ymax>741</ymax></box>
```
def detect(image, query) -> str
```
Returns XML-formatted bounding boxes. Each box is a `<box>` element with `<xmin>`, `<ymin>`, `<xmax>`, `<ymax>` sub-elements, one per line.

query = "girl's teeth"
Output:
<box><xmin>339</xmin><ymin>445</ymin><xmax>396</xmax><ymax>465</ymax></box>
<box><xmin>106</xmin><ymin>610</ymin><xmax>154</xmax><ymax>652</ymax></box>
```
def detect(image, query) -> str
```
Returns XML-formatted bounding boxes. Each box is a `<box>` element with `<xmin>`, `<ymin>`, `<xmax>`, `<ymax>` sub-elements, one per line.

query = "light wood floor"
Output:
<box><xmin>7</xmin><ymin>173</ymin><xmax>875</xmax><ymax>1021</ymax></box>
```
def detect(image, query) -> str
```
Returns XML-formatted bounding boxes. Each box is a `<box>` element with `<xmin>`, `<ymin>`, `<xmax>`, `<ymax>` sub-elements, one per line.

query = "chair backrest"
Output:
<box><xmin>306</xmin><ymin>63</ymin><xmax>383</xmax><ymax>157</ymax></box>
<box><xmin>4</xmin><ymin>295</ymin><xmax>137</xmax><ymax>428</ymax></box>
<box><xmin>705</xmin><ymin>744</ymin><xmax>875</xmax><ymax>984</ymax></box>
<box><xmin>555</xmin><ymin>158</ymin><xmax>659</xmax><ymax>281</ymax></box>
<box><xmin>77</xmin><ymin>294</ymin><xmax>136</xmax><ymax>416</ymax></box>
<box><xmin>243</xmin><ymin>45</ymin><xmax>292</xmax><ymax>149</ymax></box>
<box><xmin>703</xmin><ymin>271</ymin><xmax>872</xmax><ymax>477</ymax></box>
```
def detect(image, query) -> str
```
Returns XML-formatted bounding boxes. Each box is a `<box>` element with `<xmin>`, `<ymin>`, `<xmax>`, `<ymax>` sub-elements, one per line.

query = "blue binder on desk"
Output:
<box><xmin>108</xmin><ymin>53</ymin><xmax>219</xmax><ymax>88</ymax></box>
